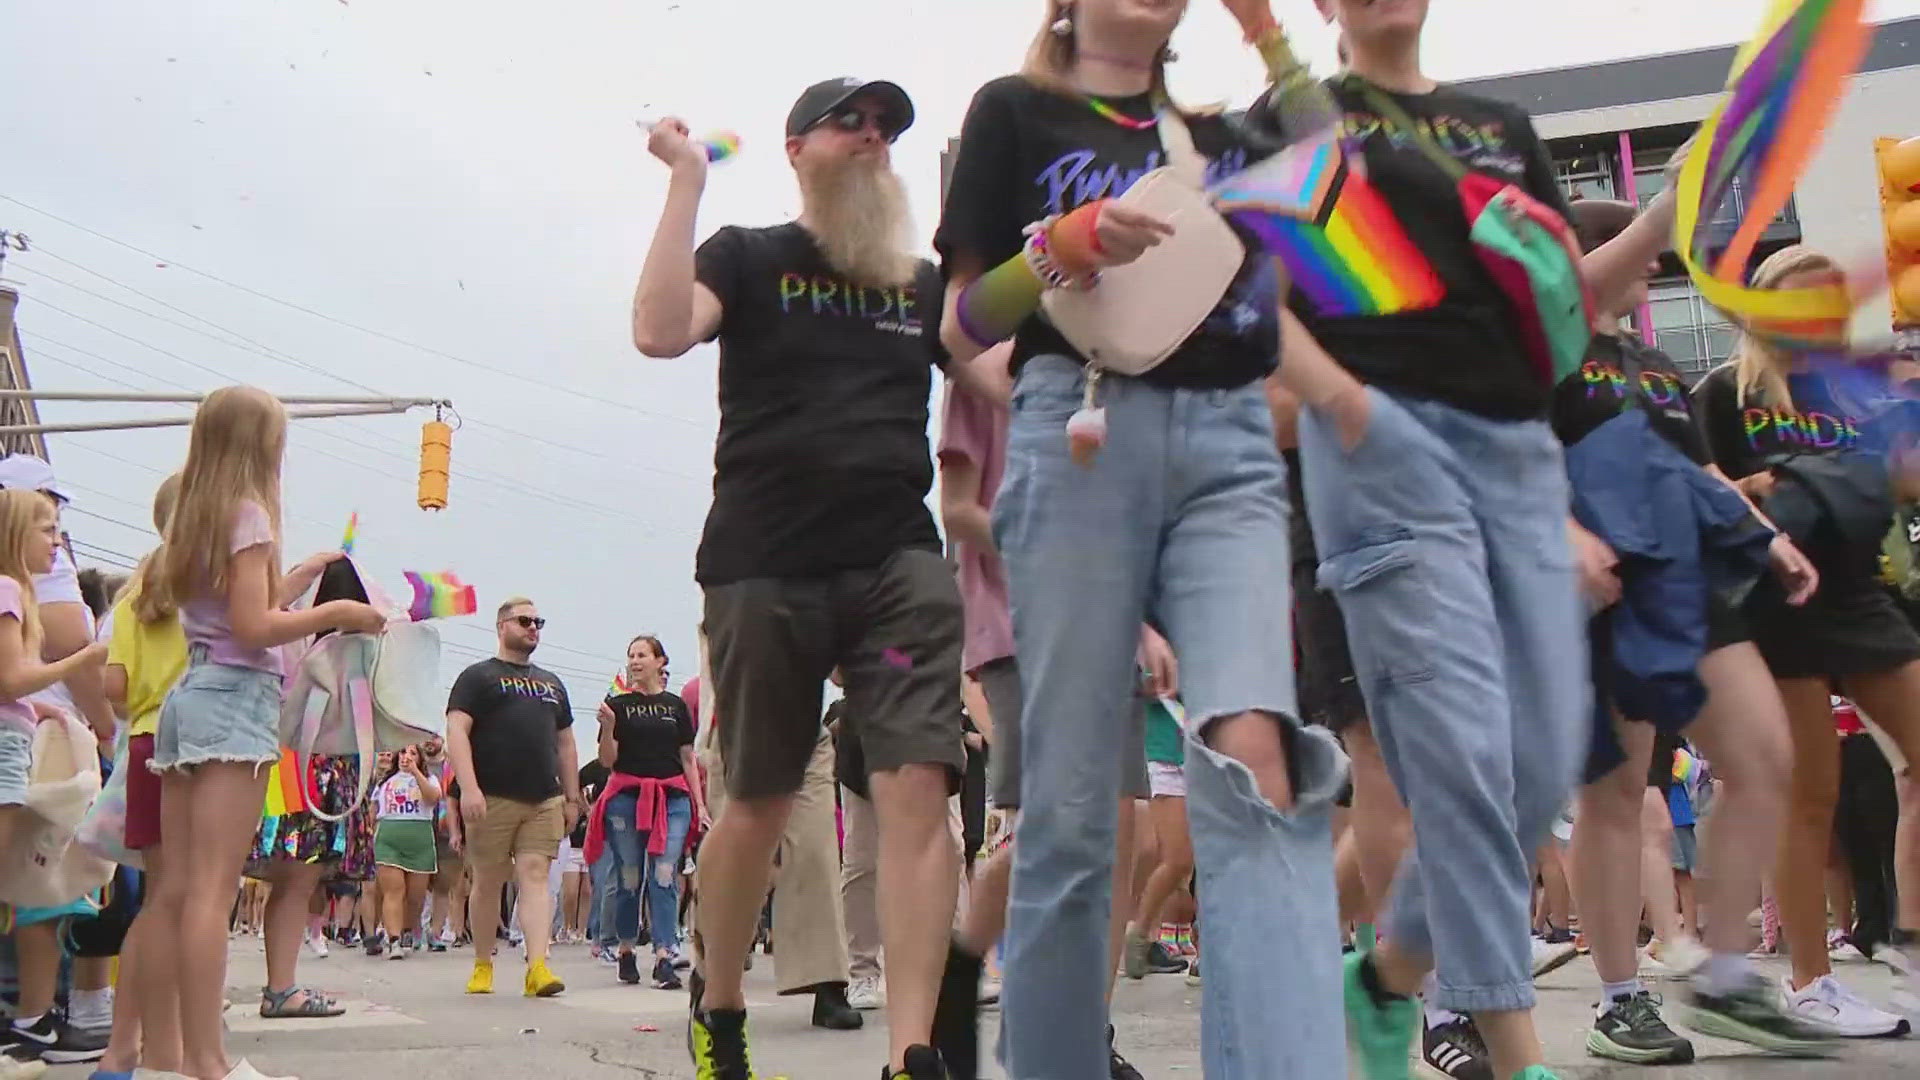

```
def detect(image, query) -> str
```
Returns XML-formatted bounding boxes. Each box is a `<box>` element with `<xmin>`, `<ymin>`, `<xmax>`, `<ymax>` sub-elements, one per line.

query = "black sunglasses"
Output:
<box><xmin>814</xmin><ymin>105</ymin><xmax>901</xmax><ymax>143</ymax></box>
<box><xmin>504</xmin><ymin>615</ymin><xmax>547</xmax><ymax>630</ymax></box>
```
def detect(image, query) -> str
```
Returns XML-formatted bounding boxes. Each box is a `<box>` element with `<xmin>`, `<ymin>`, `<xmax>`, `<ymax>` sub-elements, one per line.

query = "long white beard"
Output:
<box><xmin>804</xmin><ymin>157</ymin><xmax>919</xmax><ymax>288</ymax></box>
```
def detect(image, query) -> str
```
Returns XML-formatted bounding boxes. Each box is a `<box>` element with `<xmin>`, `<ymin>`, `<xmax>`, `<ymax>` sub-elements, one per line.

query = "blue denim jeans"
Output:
<box><xmin>993</xmin><ymin>355</ymin><xmax>1348</xmax><ymax>1079</ymax></box>
<box><xmin>604</xmin><ymin>789</ymin><xmax>693</xmax><ymax>952</ymax></box>
<box><xmin>1298</xmin><ymin>387</ymin><xmax>1590</xmax><ymax>1013</ymax></box>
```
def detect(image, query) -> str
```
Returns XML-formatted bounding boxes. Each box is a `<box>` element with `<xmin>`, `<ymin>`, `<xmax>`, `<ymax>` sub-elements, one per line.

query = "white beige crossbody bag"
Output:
<box><xmin>1039</xmin><ymin>107</ymin><xmax>1246</xmax><ymax>375</ymax></box>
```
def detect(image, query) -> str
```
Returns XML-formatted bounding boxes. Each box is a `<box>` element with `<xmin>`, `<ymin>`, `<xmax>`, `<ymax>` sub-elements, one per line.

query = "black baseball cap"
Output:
<box><xmin>784</xmin><ymin>77</ymin><xmax>914</xmax><ymax>140</ymax></box>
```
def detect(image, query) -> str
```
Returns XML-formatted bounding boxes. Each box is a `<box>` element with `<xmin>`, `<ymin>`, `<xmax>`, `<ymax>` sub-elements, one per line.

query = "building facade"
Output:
<box><xmin>1453</xmin><ymin>15</ymin><xmax>1919</xmax><ymax>378</ymax></box>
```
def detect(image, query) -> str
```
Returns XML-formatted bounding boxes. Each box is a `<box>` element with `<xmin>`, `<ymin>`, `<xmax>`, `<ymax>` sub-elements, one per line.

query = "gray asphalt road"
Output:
<box><xmin>42</xmin><ymin>938</ymin><xmax>1916</xmax><ymax>1078</ymax></box>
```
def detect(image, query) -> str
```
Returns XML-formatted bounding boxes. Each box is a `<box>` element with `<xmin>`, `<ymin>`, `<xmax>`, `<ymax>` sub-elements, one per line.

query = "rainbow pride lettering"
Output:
<box><xmin>778</xmin><ymin>275</ymin><xmax>918</xmax><ymax>322</ymax></box>
<box><xmin>1741</xmin><ymin>405</ymin><xmax>1860</xmax><ymax>451</ymax></box>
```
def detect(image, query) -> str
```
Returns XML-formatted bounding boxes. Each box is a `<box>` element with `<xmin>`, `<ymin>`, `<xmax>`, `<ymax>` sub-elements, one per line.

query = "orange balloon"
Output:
<box><xmin>1897</xmin><ymin>264</ymin><xmax>1920</xmax><ymax>322</ymax></box>
<box><xmin>1887</xmin><ymin>136</ymin><xmax>1920</xmax><ymax>196</ymax></box>
<box><xmin>1894</xmin><ymin>199</ymin><xmax>1920</xmax><ymax>253</ymax></box>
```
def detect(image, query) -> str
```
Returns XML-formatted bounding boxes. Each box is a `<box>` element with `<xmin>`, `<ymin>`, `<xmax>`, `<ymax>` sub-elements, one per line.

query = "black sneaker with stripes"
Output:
<box><xmin>1418</xmin><ymin>1015</ymin><xmax>1492</xmax><ymax>1080</ymax></box>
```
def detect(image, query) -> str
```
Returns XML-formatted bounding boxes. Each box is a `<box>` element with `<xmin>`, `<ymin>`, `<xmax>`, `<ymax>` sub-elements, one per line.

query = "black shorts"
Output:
<box><xmin>1747</xmin><ymin>567</ymin><xmax>1920</xmax><ymax>679</ymax></box>
<box><xmin>1288</xmin><ymin>454</ymin><xmax>1368</xmax><ymax>734</ymax></box>
<box><xmin>703</xmin><ymin>547</ymin><xmax>968</xmax><ymax>800</ymax></box>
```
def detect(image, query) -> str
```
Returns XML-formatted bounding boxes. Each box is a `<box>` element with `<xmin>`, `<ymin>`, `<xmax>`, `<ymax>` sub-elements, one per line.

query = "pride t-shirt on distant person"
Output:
<box><xmin>1691</xmin><ymin>363</ymin><xmax>1868</xmax><ymax>481</ymax></box>
<box><xmin>376</xmin><ymin>771</ymin><xmax>433</xmax><ymax>821</ymax></box>
<box><xmin>178</xmin><ymin>499</ymin><xmax>281</xmax><ymax>674</ymax></box>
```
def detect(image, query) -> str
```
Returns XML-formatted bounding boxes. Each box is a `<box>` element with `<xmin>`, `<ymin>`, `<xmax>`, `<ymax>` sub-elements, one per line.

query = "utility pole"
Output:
<box><xmin>0</xmin><ymin>224</ymin><xmax>52</xmax><ymax>458</ymax></box>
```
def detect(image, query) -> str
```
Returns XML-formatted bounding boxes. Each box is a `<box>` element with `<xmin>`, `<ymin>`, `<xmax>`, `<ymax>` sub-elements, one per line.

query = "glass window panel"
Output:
<box><xmin>1706</xmin><ymin>327</ymin><xmax>1738</xmax><ymax>364</ymax></box>
<box><xmin>1649</xmin><ymin>297</ymin><xmax>1694</xmax><ymax>330</ymax></box>
<box><xmin>1656</xmin><ymin>329</ymin><xmax>1702</xmax><ymax>367</ymax></box>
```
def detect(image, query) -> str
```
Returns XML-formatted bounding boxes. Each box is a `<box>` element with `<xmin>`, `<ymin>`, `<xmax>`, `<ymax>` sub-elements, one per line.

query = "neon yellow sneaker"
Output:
<box><xmin>465</xmin><ymin>958</ymin><xmax>494</xmax><ymax>994</ymax></box>
<box><xmin>525</xmin><ymin>957</ymin><xmax>565</xmax><ymax>997</ymax></box>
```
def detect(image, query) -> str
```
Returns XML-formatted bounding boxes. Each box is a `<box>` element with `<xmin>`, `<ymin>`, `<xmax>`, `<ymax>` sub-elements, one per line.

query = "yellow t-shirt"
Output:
<box><xmin>106</xmin><ymin>585</ymin><xmax>189</xmax><ymax>738</ymax></box>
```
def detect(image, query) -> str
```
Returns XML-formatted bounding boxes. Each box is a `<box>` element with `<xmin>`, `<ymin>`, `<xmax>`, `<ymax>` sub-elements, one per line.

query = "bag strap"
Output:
<box><xmin>1154</xmin><ymin>106</ymin><xmax>1207</xmax><ymax>187</ymax></box>
<box><xmin>1341</xmin><ymin>74</ymin><xmax>1466</xmax><ymax>183</ymax></box>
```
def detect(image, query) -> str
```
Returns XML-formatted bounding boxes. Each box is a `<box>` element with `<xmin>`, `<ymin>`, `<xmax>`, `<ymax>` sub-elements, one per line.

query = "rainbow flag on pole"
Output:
<box><xmin>403</xmin><ymin>570</ymin><xmax>476</xmax><ymax>621</ymax></box>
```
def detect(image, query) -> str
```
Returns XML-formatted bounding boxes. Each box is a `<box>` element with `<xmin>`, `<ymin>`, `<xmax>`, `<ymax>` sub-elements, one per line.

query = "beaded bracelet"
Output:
<box><xmin>1022</xmin><ymin>218</ymin><xmax>1100</xmax><ymax>291</ymax></box>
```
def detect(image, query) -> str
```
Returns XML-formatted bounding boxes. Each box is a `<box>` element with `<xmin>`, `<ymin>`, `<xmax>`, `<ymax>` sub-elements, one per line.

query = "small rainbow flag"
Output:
<box><xmin>1214</xmin><ymin>134</ymin><xmax>1445</xmax><ymax>317</ymax></box>
<box><xmin>340</xmin><ymin>512</ymin><xmax>359</xmax><ymax>556</ymax></box>
<box><xmin>608</xmin><ymin>671</ymin><xmax>638</xmax><ymax>697</ymax></box>
<box><xmin>263</xmin><ymin>749</ymin><xmax>310</xmax><ymax>817</ymax></box>
<box><xmin>403</xmin><ymin>570</ymin><xmax>476</xmax><ymax>622</ymax></box>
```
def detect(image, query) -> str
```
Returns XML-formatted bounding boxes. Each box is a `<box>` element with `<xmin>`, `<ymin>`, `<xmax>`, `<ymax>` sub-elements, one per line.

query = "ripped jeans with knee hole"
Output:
<box><xmin>603</xmin><ymin>789</ymin><xmax>693</xmax><ymax>952</ymax></box>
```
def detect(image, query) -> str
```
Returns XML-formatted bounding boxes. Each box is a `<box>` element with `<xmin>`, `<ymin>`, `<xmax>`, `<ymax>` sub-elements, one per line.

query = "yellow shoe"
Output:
<box><xmin>466</xmin><ymin>959</ymin><xmax>494</xmax><ymax>994</ymax></box>
<box><xmin>525</xmin><ymin>957</ymin><xmax>565</xmax><ymax>997</ymax></box>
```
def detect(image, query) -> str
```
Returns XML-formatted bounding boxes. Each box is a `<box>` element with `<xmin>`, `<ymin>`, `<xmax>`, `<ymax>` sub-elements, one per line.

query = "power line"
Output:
<box><xmin>0</xmin><ymin>199</ymin><xmax>705</xmax><ymax>427</ymax></box>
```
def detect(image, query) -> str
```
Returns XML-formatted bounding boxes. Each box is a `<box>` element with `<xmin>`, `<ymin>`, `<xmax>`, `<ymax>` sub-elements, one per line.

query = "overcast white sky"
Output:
<box><xmin>4</xmin><ymin>0</ymin><xmax>1918</xmax><ymax>747</ymax></box>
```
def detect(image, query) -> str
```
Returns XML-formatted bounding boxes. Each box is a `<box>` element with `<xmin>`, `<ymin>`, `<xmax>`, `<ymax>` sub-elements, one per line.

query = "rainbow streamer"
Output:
<box><xmin>1673</xmin><ymin>0</ymin><xmax>1873</xmax><ymax>346</ymax></box>
<box><xmin>263</xmin><ymin>749</ymin><xmax>309</xmax><ymax>817</ymax></box>
<box><xmin>340</xmin><ymin>512</ymin><xmax>358</xmax><ymax>555</ymax></box>
<box><xmin>402</xmin><ymin>570</ymin><xmax>476</xmax><ymax>622</ymax></box>
<box><xmin>1213</xmin><ymin>133</ymin><xmax>1445</xmax><ymax>316</ymax></box>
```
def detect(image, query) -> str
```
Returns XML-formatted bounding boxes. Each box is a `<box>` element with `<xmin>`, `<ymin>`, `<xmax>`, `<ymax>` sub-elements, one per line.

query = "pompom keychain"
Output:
<box><xmin>638</xmin><ymin>119</ymin><xmax>741</xmax><ymax>163</ymax></box>
<box><xmin>1067</xmin><ymin>367</ymin><xmax>1107</xmax><ymax>467</ymax></box>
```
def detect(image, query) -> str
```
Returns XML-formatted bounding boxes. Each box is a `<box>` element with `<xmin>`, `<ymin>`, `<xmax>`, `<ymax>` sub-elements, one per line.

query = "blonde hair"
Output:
<box><xmin>0</xmin><ymin>490</ymin><xmax>50</xmax><ymax>660</ymax></box>
<box><xmin>158</xmin><ymin>387</ymin><xmax>287</xmax><ymax>605</ymax></box>
<box><xmin>1022</xmin><ymin>0</ymin><xmax>1191</xmax><ymax>110</ymax></box>
<box><xmin>129</xmin><ymin>472</ymin><xmax>184</xmax><ymax>625</ymax></box>
<box><xmin>1731</xmin><ymin>245</ymin><xmax>1840</xmax><ymax>411</ymax></box>
<box><xmin>497</xmin><ymin>596</ymin><xmax>534</xmax><ymax>622</ymax></box>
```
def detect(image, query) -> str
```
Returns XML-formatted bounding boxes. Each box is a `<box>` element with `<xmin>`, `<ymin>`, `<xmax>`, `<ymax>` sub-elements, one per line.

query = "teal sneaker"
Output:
<box><xmin>1511</xmin><ymin>1068</ymin><xmax>1561</xmax><ymax>1079</ymax></box>
<box><xmin>1343</xmin><ymin>950</ymin><xmax>1417</xmax><ymax>1080</ymax></box>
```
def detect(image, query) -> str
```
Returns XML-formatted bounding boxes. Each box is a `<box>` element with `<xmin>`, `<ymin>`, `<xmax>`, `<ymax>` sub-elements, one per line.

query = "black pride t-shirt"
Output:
<box><xmin>694</xmin><ymin>223</ymin><xmax>946</xmax><ymax>586</ymax></box>
<box><xmin>446</xmin><ymin>658</ymin><xmax>573</xmax><ymax>804</ymax></box>
<box><xmin>1551</xmin><ymin>334</ymin><xmax>1708</xmax><ymax>463</ymax></box>
<box><xmin>1691</xmin><ymin>363</ymin><xmax>1867</xmax><ymax>481</ymax></box>
<box><xmin>1294</xmin><ymin>80</ymin><xmax>1574</xmax><ymax>420</ymax></box>
<box><xmin>605</xmin><ymin>689</ymin><xmax>695</xmax><ymax>780</ymax></box>
<box><xmin>935</xmin><ymin>76</ymin><xmax>1281</xmax><ymax>390</ymax></box>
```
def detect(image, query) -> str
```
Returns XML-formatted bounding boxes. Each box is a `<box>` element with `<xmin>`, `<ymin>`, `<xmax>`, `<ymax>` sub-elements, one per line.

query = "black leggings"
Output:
<box><xmin>1835</xmin><ymin>732</ymin><xmax>1901</xmax><ymax>953</ymax></box>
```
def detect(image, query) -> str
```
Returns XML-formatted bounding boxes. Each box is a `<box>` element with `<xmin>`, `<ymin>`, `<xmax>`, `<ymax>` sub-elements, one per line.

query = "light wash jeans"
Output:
<box><xmin>1298</xmin><ymin>387</ymin><xmax>1589</xmax><ymax>1013</ymax></box>
<box><xmin>994</xmin><ymin>355</ymin><xmax>1349</xmax><ymax>1079</ymax></box>
<box><xmin>604</xmin><ymin>789</ymin><xmax>693</xmax><ymax>952</ymax></box>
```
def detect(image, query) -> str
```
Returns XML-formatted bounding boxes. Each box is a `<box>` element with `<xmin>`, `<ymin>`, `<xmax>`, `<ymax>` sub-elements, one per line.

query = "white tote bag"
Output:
<box><xmin>0</xmin><ymin>714</ymin><xmax>115</xmax><ymax>907</ymax></box>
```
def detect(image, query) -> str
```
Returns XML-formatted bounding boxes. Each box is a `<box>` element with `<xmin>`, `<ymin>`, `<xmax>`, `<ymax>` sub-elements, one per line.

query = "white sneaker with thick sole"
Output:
<box><xmin>303</xmin><ymin>935</ymin><xmax>329</xmax><ymax>959</ymax></box>
<box><xmin>1784</xmin><ymin>974</ymin><xmax>1912</xmax><ymax>1038</ymax></box>
<box><xmin>846</xmin><ymin>975</ymin><xmax>884</xmax><ymax>1011</ymax></box>
<box><xmin>1531</xmin><ymin>936</ymin><xmax>1578</xmax><ymax>978</ymax></box>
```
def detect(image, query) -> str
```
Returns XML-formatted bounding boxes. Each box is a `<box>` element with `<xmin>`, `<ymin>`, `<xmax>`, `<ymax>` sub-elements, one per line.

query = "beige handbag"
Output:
<box><xmin>1040</xmin><ymin>108</ymin><xmax>1246</xmax><ymax>375</ymax></box>
<box><xmin>0</xmin><ymin>713</ymin><xmax>114</xmax><ymax>907</ymax></box>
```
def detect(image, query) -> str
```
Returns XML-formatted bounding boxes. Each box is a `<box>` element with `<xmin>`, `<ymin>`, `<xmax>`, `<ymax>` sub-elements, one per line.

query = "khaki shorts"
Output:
<box><xmin>468</xmin><ymin>795</ymin><xmax>565</xmax><ymax>873</ymax></box>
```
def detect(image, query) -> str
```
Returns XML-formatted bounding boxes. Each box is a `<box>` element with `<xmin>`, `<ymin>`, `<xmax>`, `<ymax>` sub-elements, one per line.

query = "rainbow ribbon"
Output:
<box><xmin>637</xmin><ymin>120</ymin><xmax>740</xmax><ymax>163</ymax></box>
<box><xmin>1672</xmin><ymin>0</ymin><xmax>1873</xmax><ymax>347</ymax></box>
<box><xmin>1212</xmin><ymin>129</ymin><xmax>1446</xmax><ymax>317</ymax></box>
<box><xmin>402</xmin><ymin>570</ymin><xmax>476</xmax><ymax>622</ymax></box>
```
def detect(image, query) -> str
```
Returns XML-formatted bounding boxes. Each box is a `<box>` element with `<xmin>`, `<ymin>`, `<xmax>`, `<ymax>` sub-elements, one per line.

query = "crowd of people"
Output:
<box><xmin>4</xmin><ymin>1</ymin><xmax>1920</xmax><ymax>1079</ymax></box>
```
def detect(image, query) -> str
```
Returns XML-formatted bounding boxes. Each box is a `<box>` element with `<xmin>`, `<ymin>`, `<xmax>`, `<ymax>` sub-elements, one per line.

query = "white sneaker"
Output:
<box><xmin>1784</xmin><ymin>974</ymin><xmax>1913</xmax><ymax>1038</ymax></box>
<box><xmin>1530</xmin><ymin>936</ymin><xmax>1578</xmax><ymax>978</ymax></box>
<box><xmin>303</xmin><ymin>935</ymin><xmax>329</xmax><ymax>959</ymax></box>
<box><xmin>222</xmin><ymin>1060</ymin><xmax>297</xmax><ymax>1080</ymax></box>
<box><xmin>1639</xmin><ymin>935</ymin><xmax>1708</xmax><ymax>981</ymax></box>
<box><xmin>846</xmin><ymin>975</ymin><xmax>884</xmax><ymax>1011</ymax></box>
<box><xmin>978</xmin><ymin>975</ymin><xmax>1002</xmax><ymax>1007</ymax></box>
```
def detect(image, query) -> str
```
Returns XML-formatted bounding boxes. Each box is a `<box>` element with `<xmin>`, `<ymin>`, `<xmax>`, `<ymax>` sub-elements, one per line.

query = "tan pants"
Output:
<box><xmin>840</xmin><ymin>785</ymin><xmax>968</xmax><ymax>983</ymax></box>
<box><xmin>701</xmin><ymin>729</ymin><xmax>851</xmax><ymax>994</ymax></box>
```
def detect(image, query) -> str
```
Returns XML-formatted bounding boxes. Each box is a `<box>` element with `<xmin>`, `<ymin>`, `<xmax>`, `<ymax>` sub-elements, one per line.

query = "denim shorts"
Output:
<box><xmin>152</xmin><ymin>660</ymin><xmax>284</xmax><ymax>773</ymax></box>
<box><xmin>0</xmin><ymin>728</ymin><xmax>29</xmax><ymax>806</ymax></box>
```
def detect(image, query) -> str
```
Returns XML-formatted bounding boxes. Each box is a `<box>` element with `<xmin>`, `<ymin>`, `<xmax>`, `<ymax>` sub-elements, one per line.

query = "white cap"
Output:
<box><xmin>0</xmin><ymin>454</ymin><xmax>71</xmax><ymax>504</ymax></box>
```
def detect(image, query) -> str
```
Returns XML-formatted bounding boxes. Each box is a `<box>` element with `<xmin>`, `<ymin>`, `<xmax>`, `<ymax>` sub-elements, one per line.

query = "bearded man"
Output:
<box><xmin>632</xmin><ymin>78</ymin><xmax>998</xmax><ymax>1080</ymax></box>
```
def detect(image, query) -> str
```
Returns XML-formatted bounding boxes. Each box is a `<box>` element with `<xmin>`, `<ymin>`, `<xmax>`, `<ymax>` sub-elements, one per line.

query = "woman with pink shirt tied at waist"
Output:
<box><xmin>588</xmin><ymin>634</ymin><xmax>706</xmax><ymax>990</ymax></box>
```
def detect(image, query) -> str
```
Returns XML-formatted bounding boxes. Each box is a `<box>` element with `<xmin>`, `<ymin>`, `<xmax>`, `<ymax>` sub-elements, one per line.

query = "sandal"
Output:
<box><xmin>259</xmin><ymin>986</ymin><xmax>345</xmax><ymax>1018</ymax></box>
